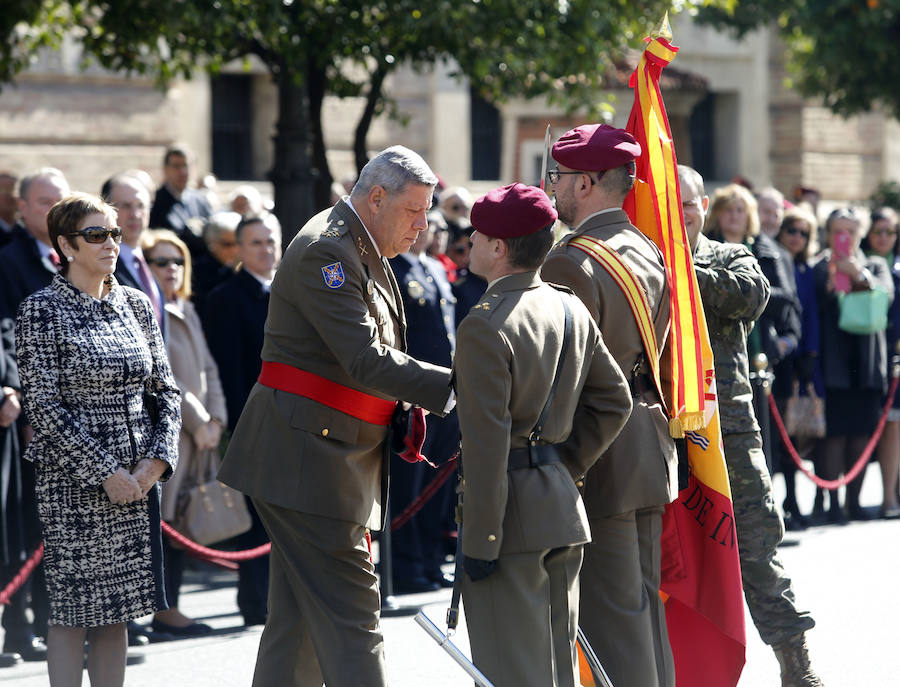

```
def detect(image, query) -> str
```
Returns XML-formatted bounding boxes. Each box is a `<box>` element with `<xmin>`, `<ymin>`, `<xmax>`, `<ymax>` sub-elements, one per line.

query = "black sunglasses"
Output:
<box><xmin>783</xmin><ymin>226</ymin><xmax>810</xmax><ymax>239</ymax></box>
<box><xmin>68</xmin><ymin>226</ymin><xmax>123</xmax><ymax>244</ymax></box>
<box><xmin>147</xmin><ymin>257</ymin><xmax>185</xmax><ymax>268</ymax></box>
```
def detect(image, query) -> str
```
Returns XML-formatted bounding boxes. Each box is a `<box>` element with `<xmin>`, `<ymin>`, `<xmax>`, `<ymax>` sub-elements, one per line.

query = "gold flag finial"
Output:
<box><xmin>651</xmin><ymin>11</ymin><xmax>673</xmax><ymax>41</ymax></box>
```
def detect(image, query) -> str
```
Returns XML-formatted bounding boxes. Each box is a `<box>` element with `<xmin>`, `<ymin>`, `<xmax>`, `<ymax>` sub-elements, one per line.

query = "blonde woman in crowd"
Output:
<box><xmin>144</xmin><ymin>229</ymin><xmax>227</xmax><ymax>635</ymax></box>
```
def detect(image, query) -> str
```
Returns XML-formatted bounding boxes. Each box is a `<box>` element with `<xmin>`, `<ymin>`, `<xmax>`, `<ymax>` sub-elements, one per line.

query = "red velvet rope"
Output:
<box><xmin>0</xmin><ymin>544</ymin><xmax>44</xmax><ymax>605</ymax></box>
<box><xmin>769</xmin><ymin>375</ymin><xmax>900</xmax><ymax>490</ymax></box>
<box><xmin>160</xmin><ymin>455</ymin><xmax>458</xmax><ymax>561</ymax></box>
<box><xmin>161</xmin><ymin>522</ymin><xmax>272</xmax><ymax>561</ymax></box>
<box><xmin>390</xmin><ymin>456</ymin><xmax>458</xmax><ymax>532</ymax></box>
<box><xmin>0</xmin><ymin>455</ymin><xmax>459</xmax><ymax>594</ymax></box>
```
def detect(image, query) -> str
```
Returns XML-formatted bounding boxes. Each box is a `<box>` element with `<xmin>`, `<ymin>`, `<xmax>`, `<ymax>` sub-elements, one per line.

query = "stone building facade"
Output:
<box><xmin>0</xmin><ymin>19</ymin><xmax>897</xmax><ymax>212</ymax></box>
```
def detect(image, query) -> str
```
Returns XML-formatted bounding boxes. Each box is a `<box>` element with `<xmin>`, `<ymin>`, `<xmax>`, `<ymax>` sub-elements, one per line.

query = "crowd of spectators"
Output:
<box><xmin>704</xmin><ymin>179</ymin><xmax>900</xmax><ymax>527</ymax></box>
<box><xmin>0</xmin><ymin>148</ymin><xmax>490</xmax><ymax>667</ymax></box>
<box><xmin>0</xmin><ymin>141</ymin><xmax>897</xmax><ymax>677</ymax></box>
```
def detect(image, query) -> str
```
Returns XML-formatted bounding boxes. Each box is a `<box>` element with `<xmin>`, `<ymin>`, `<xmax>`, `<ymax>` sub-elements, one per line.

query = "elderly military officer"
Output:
<box><xmin>680</xmin><ymin>165</ymin><xmax>823</xmax><ymax>687</ymax></box>
<box><xmin>541</xmin><ymin>124</ymin><xmax>679</xmax><ymax>687</ymax></box>
<box><xmin>455</xmin><ymin>183</ymin><xmax>631</xmax><ymax>687</ymax></box>
<box><xmin>218</xmin><ymin>146</ymin><xmax>453</xmax><ymax>687</ymax></box>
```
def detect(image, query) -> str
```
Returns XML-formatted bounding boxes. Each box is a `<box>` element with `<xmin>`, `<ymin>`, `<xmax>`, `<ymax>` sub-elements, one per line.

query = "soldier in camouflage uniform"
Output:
<box><xmin>680</xmin><ymin>165</ymin><xmax>823</xmax><ymax>687</ymax></box>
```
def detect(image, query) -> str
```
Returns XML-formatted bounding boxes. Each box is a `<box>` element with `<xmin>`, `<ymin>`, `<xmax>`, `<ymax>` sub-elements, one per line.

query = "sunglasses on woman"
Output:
<box><xmin>783</xmin><ymin>226</ymin><xmax>810</xmax><ymax>239</ymax></box>
<box><xmin>147</xmin><ymin>257</ymin><xmax>185</xmax><ymax>268</ymax></box>
<box><xmin>68</xmin><ymin>226</ymin><xmax>123</xmax><ymax>244</ymax></box>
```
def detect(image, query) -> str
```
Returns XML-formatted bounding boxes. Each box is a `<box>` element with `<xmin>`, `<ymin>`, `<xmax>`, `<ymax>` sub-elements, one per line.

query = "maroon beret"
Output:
<box><xmin>552</xmin><ymin>124</ymin><xmax>641</xmax><ymax>172</ymax></box>
<box><xmin>470</xmin><ymin>183</ymin><xmax>557</xmax><ymax>239</ymax></box>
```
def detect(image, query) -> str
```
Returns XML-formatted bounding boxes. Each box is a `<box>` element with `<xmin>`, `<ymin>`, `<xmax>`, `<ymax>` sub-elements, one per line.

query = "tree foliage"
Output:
<box><xmin>696</xmin><ymin>0</ymin><xmax>900</xmax><ymax>118</ymax></box>
<box><xmin>3</xmin><ymin>0</ymin><xmax>703</xmax><ymax>228</ymax></box>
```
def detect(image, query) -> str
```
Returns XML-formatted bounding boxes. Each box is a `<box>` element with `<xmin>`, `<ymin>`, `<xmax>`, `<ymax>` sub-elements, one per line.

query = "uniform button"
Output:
<box><xmin>487</xmin><ymin>534</ymin><xmax>496</xmax><ymax>542</ymax></box>
<box><xmin>337</xmin><ymin>220</ymin><xmax>345</xmax><ymax>226</ymax></box>
<box><xmin>440</xmin><ymin>298</ymin><xmax>447</xmax><ymax>305</ymax></box>
<box><xmin>426</xmin><ymin>276</ymin><xmax>433</xmax><ymax>282</ymax></box>
<box><xmin>321</xmin><ymin>428</ymin><xmax>329</xmax><ymax>437</ymax></box>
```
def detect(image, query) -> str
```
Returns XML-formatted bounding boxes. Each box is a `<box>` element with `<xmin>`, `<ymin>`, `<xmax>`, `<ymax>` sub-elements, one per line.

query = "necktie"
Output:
<box><xmin>134</xmin><ymin>253</ymin><xmax>163</xmax><ymax>326</ymax></box>
<box><xmin>47</xmin><ymin>250</ymin><xmax>61</xmax><ymax>272</ymax></box>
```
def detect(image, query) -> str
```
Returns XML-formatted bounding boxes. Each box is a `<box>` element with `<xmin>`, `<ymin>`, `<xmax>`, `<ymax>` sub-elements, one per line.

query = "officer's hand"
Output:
<box><xmin>463</xmin><ymin>556</ymin><xmax>497</xmax><ymax>582</ymax></box>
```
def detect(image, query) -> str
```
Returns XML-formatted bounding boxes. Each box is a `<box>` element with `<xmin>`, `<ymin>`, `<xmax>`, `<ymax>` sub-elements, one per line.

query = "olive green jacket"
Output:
<box><xmin>219</xmin><ymin>200</ymin><xmax>452</xmax><ymax>529</ymax></box>
<box><xmin>454</xmin><ymin>271</ymin><xmax>631</xmax><ymax>560</ymax></box>
<box><xmin>542</xmin><ymin>209</ymin><xmax>678</xmax><ymax>518</ymax></box>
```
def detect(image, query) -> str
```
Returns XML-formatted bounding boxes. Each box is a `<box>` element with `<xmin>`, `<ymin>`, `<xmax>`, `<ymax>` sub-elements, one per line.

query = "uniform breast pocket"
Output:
<box><xmin>289</xmin><ymin>394</ymin><xmax>361</xmax><ymax>445</ymax></box>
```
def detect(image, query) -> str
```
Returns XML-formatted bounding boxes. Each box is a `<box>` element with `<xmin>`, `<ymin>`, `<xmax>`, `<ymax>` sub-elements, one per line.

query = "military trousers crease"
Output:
<box><xmin>461</xmin><ymin>545</ymin><xmax>583</xmax><ymax>687</ymax></box>
<box><xmin>251</xmin><ymin>500</ymin><xmax>387</xmax><ymax>687</ymax></box>
<box><xmin>723</xmin><ymin>431</ymin><xmax>815</xmax><ymax>646</ymax></box>
<box><xmin>579</xmin><ymin>506</ymin><xmax>674</xmax><ymax>687</ymax></box>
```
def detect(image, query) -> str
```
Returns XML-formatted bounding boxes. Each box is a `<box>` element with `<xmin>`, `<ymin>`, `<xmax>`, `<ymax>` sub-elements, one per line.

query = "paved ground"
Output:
<box><xmin>1</xmin><ymin>469</ymin><xmax>895</xmax><ymax>685</ymax></box>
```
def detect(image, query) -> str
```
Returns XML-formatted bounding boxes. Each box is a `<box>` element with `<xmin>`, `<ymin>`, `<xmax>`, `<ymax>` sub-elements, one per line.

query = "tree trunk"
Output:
<box><xmin>354</xmin><ymin>64</ymin><xmax>389</xmax><ymax>175</ymax></box>
<box><xmin>307</xmin><ymin>61</ymin><xmax>333</xmax><ymax>212</ymax></box>
<box><xmin>270</xmin><ymin>76</ymin><xmax>315</xmax><ymax>247</ymax></box>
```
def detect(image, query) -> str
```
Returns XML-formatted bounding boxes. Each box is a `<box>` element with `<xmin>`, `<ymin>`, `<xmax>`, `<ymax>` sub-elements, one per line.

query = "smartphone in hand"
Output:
<box><xmin>832</xmin><ymin>230</ymin><xmax>852</xmax><ymax>293</ymax></box>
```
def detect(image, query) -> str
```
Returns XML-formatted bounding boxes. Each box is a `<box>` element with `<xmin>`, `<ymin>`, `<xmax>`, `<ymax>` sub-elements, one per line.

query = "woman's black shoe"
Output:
<box><xmin>151</xmin><ymin>619</ymin><xmax>213</xmax><ymax>637</ymax></box>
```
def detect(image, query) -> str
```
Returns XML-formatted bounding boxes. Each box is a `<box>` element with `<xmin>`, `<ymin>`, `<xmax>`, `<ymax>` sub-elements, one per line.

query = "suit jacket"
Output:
<box><xmin>454</xmin><ymin>272</ymin><xmax>631</xmax><ymax>560</ymax></box>
<box><xmin>114</xmin><ymin>250</ymin><xmax>167</xmax><ymax>340</ymax></box>
<box><xmin>218</xmin><ymin>199</ymin><xmax>452</xmax><ymax>529</ymax></box>
<box><xmin>751</xmin><ymin>232</ymin><xmax>801</xmax><ymax>366</ymax></box>
<box><xmin>0</xmin><ymin>317</ymin><xmax>22</xmax><ymax>564</ymax></box>
<box><xmin>542</xmin><ymin>209</ymin><xmax>679</xmax><ymax>518</ymax></box>
<box><xmin>0</xmin><ymin>223</ymin><xmax>55</xmax><ymax>321</ymax></box>
<box><xmin>203</xmin><ymin>269</ymin><xmax>269</xmax><ymax>432</ymax></box>
<box><xmin>388</xmin><ymin>251</ymin><xmax>455</xmax><ymax>366</ymax></box>
<box><xmin>149</xmin><ymin>185</ymin><xmax>211</xmax><ymax>258</ymax></box>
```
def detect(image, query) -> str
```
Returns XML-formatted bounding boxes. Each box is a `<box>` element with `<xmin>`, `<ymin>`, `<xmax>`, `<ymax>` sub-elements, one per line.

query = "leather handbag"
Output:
<box><xmin>838</xmin><ymin>288</ymin><xmax>890</xmax><ymax>335</ymax></box>
<box><xmin>783</xmin><ymin>382</ymin><xmax>826</xmax><ymax>439</ymax></box>
<box><xmin>173</xmin><ymin>449</ymin><xmax>252</xmax><ymax>546</ymax></box>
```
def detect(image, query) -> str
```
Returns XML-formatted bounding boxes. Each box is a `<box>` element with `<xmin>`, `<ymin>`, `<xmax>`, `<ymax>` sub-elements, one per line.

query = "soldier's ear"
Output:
<box><xmin>368</xmin><ymin>185</ymin><xmax>386</xmax><ymax>211</ymax></box>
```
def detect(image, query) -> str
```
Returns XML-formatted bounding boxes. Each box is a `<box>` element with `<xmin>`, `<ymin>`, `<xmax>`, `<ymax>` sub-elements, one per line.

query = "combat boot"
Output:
<box><xmin>772</xmin><ymin>633</ymin><xmax>824</xmax><ymax>687</ymax></box>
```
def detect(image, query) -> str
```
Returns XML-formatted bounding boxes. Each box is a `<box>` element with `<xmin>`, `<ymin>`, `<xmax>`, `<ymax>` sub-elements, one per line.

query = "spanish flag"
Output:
<box><xmin>621</xmin><ymin>18</ymin><xmax>747</xmax><ymax>687</ymax></box>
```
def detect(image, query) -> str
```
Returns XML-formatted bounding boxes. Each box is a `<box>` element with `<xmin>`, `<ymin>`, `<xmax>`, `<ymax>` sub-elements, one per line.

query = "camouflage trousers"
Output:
<box><xmin>723</xmin><ymin>431</ymin><xmax>816</xmax><ymax>645</ymax></box>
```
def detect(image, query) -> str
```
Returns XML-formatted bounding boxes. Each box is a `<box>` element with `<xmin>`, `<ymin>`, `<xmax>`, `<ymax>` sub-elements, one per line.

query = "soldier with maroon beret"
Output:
<box><xmin>542</xmin><ymin>124</ymin><xmax>680</xmax><ymax>687</ymax></box>
<box><xmin>455</xmin><ymin>182</ymin><xmax>631</xmax><ymax>687</ymax></box>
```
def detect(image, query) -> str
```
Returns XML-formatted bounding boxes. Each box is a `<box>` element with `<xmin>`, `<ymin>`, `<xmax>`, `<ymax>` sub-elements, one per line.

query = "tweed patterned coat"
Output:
<box><xmin>16</xmin><ymin>274</ymin><xmax>180</xmax><ymax>627</ymax></box>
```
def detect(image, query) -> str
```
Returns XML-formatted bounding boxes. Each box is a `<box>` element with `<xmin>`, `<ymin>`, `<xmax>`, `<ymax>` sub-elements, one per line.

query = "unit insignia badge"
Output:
<box><xmin>321</xmin><ymin>262</ymin><xmax>345</xmax><ymax>289</ymax></box>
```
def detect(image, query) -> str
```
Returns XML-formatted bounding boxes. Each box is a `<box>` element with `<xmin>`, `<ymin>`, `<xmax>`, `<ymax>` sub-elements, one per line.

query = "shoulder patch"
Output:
<box><xmin>321</xmin><ymin>261</ymin><xmax>345</xmax><ymax>289</ymax></box>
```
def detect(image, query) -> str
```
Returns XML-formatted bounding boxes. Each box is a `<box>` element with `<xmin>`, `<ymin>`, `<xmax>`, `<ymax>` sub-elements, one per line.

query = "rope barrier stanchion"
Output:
<box><xmin>769</xmin><ymin>375</ymin><xmax>900</xmax><ymax>491</ymax></box>
<box><xmin>0</xmin><ymin>543</ymin><xmax>44</xmax><ymax>606</ymax></box>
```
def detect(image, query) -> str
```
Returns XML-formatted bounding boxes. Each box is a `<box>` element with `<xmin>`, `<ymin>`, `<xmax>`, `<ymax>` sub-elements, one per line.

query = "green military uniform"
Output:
<box><xmin>219</xmin><ymin>199</ymin><xmax>452</xmax><ymax>686</ymax></box>
<box><xmin>455</xmin><ymin>271</ymin><xmax>631</xmax><ymax>687</ymax></box>
<box><xmin>693</xmin><ymin>232</ymin><xmax>816</xmax><ymax>645</ymax></box>
<box><xmin>542</xmin><ymin>209</ymin><xmax>679</xmax><ymax>687</ymax></box>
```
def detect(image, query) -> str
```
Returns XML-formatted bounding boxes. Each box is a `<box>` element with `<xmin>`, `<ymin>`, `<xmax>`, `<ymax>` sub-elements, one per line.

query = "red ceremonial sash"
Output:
<box><xmin>257</xmin><ymin>361</ymin><xmax>396</xmax><ymax>426</ymax></box>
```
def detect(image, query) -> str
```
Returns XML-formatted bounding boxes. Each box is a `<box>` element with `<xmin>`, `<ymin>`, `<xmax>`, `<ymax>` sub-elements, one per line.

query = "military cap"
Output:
<box><xmin>470</xmin><ymin>183</ymin><xmax>557</xmax><ymax>239</ymax></box>
<box><xmin>552</xmin><ymin>124</ymin><xmax>641</xmax><ymax>172</ymax></box>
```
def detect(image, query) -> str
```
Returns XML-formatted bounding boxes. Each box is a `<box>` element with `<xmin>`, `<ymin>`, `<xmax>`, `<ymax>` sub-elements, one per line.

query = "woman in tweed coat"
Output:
<box><xmin>15</xmin><ymin>193</ymin><xmax>180</xmax><ymax>687</ymax></box>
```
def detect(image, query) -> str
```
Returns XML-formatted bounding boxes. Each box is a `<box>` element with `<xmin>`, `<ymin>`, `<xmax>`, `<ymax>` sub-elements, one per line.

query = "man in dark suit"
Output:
<box><xmin>0</xmin><ymin>167</ymin><xmax>69</xmax><ymax>662</ymax></box>
<box><xmin>218</xmin><ymin>146</ymin><xmax>453</xmax><ymax>686</ymax></box>
<box><xmin>542</xmin><ymin>125</ymin><xmax>679</xmax><ymax>687</ymax></box>
<box><xmin>388</xmin><ymin>220</ymin><xmax>458</xmax><ymax>593</ymax></box>
<box><xmin>102</xmin><ymin>174</ymin><xmax>166</xmax><ymax>334</ymax></box>
<box><xmin>205</xmin><ymin>214</ymin><xmax>281</xmax><ymax>627</ymax></box>
<box><xmin>0</xmin><ymin>172</ymin><xmax>17</xmax><ymax>247</ymax></box>
<box><xmin>148</xmin><ymin>145</ymin><xmax>212</xmax><ymax>259</ymax></box>
<box><xmin>456</xmin><ymin>183</ymin><xmax>631</xmax><ymax>687</ymax></box>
